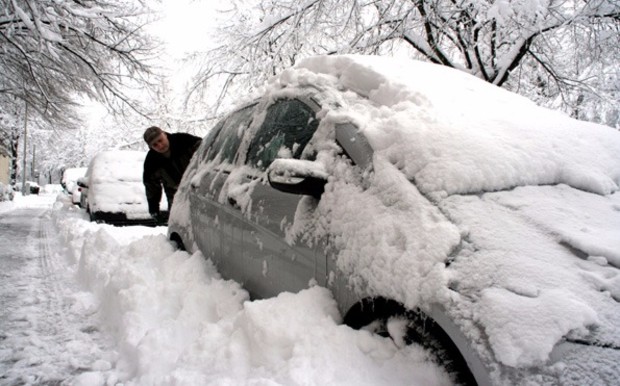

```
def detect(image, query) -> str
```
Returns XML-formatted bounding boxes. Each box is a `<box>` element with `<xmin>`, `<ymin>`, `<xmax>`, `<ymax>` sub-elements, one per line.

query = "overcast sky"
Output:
<box><xmin>156</xmin><ymin>0</ymin><xmax>224</xmax><ymax>58</ymax></box>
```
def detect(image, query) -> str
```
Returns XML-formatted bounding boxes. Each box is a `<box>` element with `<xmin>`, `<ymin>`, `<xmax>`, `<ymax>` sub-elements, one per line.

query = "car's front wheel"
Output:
<box><xmin>344</xmin><ymin>298</ymin><xmax>477</xmax><ymax>386</ymax></box>
<box><xmin>169</xmin><ymin>232</ymin><xmax>186</xmax><ymax>251</ymax></box>
<box><xmin>87</xmin><ymin>206</ymin><xmax>96</xmax><ymax>222</ymax></box>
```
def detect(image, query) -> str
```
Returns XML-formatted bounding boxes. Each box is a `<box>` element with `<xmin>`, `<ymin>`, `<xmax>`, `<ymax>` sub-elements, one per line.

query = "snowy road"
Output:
<box><xmin>0</xmin><ymin>200</ymin><xmax>115</xmax><ymax>385</ymax></box>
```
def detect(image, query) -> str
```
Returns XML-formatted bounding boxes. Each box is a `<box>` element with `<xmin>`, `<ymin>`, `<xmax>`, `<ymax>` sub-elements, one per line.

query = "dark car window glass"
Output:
<box><xmin>205</xmin><ymin>104</ymin><xmax>256</xmax><ymax>164</ymax></box>
<box><xmin>200</xmin><ymin>120</ymin><xmax>225</xmax><ymax>161</ymax></box>
<box><xmin>246</xmin><ymin>99</ymin><xmax>319</xmax><ymax>170</ymax></box>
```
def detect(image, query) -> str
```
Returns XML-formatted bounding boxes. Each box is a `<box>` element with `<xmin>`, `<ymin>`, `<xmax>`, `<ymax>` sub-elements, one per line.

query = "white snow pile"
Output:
<box><xmin>51</xmin><ymin>199</ymin><xmax>451</xmax><ymax>386</ymax></box>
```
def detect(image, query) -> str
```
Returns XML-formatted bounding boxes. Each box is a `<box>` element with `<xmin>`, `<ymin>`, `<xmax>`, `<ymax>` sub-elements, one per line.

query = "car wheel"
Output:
<box><xmin>169</xmin><ymin>233</ymin><xmax>186</xmax><ymax>251</ymax></box>
<box><xmin>87</xmin><ymin>207</ymin><xmax>96</xmax><ymax>222</ymax></box>
<box><xmin>344</xmin><ymin>297</ymin><xmax>477</xmax><ymax>386</ymax></box>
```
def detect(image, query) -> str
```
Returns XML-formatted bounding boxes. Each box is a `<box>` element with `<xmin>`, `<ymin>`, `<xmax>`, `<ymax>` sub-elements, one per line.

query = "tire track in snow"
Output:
<box><xmin>0</xmin><ymin>207</ymin><xmax>116</xmax><ymax>385</ymax></box>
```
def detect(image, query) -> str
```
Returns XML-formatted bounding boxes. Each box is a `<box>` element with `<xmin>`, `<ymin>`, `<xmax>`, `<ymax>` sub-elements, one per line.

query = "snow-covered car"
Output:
<box><xmin>25</xmin><ymin>181</ymin><xmax>40</xmax><ymax>195</ymax></box>
<box><xmin>61</xmin><ymin>167</ymin><xmax>87</xmax><ymax>205</ymax></box>
<box><xmin>79</xmin><ymin>150</ymin><xmax>157</xmax><ymax>226</ymax></box>
<box><xmin>168</xmin><ymin>55</ymin><xmax>620</xmax><ymax>385</ymax></box>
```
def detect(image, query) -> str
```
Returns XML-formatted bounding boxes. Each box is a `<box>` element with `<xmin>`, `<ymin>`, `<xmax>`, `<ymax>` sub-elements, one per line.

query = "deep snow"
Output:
<box><xmin>0</xmin><ymin>192</ymin><xmax>451</xmax><ymax>385</ymax></box>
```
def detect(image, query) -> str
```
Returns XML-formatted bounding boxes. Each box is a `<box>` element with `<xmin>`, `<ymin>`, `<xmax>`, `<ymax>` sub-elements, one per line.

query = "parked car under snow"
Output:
<box><xmin>62</xmin><ymin>167</ymin><xmax>87</xmax><ymax>206</ymax></box>
<box><xmin>168</xmin><ymin>55</ymin><xmax>620</xmax><ymax>385</ymax></box>
<box><xmin>78</xmin><ymin>150</ymin><xmax>160</xmax><ymax>226</ymax></box>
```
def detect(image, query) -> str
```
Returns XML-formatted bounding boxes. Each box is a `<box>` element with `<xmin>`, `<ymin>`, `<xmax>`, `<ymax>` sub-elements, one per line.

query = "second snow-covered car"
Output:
<box><xmin>62</xmin><ymin>167</ymin><xmax>87</xmax><ymax>206</ymax></box>
<box><xmin>168</xmin><ymin>55</ymin><xmax>620</xmax><ymax>385</ymax></box>
<box><xmin>79</xmin><ymin>150</ymin><xmax>157</xmax><ymax>226</ymax></box>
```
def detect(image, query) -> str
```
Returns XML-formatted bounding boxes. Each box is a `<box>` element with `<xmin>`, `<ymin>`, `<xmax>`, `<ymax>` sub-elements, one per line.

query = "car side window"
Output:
<box><xmin>204</xmin><ymin>104</ymin><xmax>256</xmax><ymax>164</ymax></box>
<box><xmin>246</xmin><ymin>99</ymin><xmax>319</xmax><ymax>171</ymax></box>
<box><xmin>199</xmin><ymin>120</ymin><xmax>224</xmax><ymax>161</ymax></box>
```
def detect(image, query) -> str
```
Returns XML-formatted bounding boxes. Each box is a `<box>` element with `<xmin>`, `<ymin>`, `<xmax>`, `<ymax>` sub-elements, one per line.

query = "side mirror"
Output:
<box><xmin>76</xmin><ymin>176</ymin><xmax>88</xmax><ymax>188</ymax></box>
<box><xmin>335</xmin><ymin>122</ymin><xmax>373</xmax><ymax>170</ymax></box>
<box><xmin>267</xmin><ymin>159</ymin><xmax>328</xmax><ymax>198</ymax></box>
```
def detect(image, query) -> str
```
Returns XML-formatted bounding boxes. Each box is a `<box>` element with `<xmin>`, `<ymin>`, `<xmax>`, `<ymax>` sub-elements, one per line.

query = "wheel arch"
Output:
<box><xmin>169</xmin><ymin>231</ymin><xmax>187</xmax><ymax>251</ymax></box>
<box><xmin>343</xmin><ymin>296</ymin><xmax>493</xmax><ymax>386</ymax></box>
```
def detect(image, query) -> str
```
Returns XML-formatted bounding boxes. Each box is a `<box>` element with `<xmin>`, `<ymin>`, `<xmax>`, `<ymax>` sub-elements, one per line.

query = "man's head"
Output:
<box><xmin>143</xmin><ymin>126</ymin><xmax>170</xmax><ymax>154</ymax></box>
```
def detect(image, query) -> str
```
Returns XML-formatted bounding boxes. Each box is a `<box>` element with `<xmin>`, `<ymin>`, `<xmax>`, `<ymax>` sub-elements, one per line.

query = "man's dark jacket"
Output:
<box><xmin>143</xmin><ymin>132</ymin><xmax>201</xmax><ymax>214</ymax></box>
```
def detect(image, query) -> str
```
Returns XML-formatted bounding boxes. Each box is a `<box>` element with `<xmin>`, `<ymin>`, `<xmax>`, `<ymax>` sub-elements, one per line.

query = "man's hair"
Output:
<box><xmin>143</xmin><ymin>126</ymin><xmax>164</xmax><ymax>144</ymax></box>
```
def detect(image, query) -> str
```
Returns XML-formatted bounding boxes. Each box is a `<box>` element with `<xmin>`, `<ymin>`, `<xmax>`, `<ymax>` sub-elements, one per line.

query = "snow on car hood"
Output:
<box><xmin>441</xmin><ymin>186</ymin><xmax>620</xmax><ymax>368</ymax></box>
<box><xmin>273</xmin><ymin>55</ymin><xmax>620</xmax><ymax>372</ymax></box>
<box><xmin>295</xmin><ymin>55</ymin><xmax>620</xmax><ymax>199</ymax></box>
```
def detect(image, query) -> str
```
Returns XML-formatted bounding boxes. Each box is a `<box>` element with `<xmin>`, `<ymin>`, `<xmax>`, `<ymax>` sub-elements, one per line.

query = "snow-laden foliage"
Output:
<box><xmin>0</xmin><ymin>0</ymin><xmax>160</xmax><ymax>136</ymax></box>
<box><xmin>184</xmin><ymin>0</ymin><xmax>620</xmax><ymax>129</ymax></box>
<box><xmin>0</xmin><ymin>0</ymin><xmax>165</xmax><ymax>182</ymax></box>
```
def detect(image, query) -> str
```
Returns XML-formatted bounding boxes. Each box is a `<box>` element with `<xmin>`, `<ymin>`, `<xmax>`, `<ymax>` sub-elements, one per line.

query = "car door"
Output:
<box><xmin>189</xmin><ymin>104</ymin><xmax>256</xmax><ymax>279</ymax></box>
<box><xmin>219</xmin><ymin>97</ymin><xmax>327</xmax><ymax>299</ymax></box>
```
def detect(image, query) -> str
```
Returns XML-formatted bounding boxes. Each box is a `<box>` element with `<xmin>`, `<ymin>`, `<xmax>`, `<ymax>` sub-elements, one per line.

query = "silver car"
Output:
<box><xmin>168</xmin><ymin>55</ymin><xmax>620</xmax><ymax>385</ymax></box>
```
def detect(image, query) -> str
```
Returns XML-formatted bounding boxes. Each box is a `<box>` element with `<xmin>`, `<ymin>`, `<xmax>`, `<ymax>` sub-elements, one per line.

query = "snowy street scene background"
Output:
<box><xmin>1</xmin><ymin>1</ymin><xmax>619</xmax><ymax>385</ymax></box>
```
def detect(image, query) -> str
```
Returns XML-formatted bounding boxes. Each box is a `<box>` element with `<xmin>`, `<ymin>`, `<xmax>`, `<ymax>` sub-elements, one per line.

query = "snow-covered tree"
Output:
<box><xmin>507</xmin><ymin>13</ymin><xmax>620</xmax><ymax>127</ymax></box>
<box><xmin>0</xmin><ymin>0</ymin><xmax>162</xmax><ymax>180</ymax></box>
<box><xmin>186</xmin><ymin>0</ymin><xmax>620</xmax><ymax>127</ymax></box>
<box><xmin>0</xmin><ymin>0</ymin><xmax>160</xmax><ymax>134</ymax></box>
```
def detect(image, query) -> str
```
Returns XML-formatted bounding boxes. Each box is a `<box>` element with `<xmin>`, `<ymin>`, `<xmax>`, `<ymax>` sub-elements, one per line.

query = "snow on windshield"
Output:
<box><xmin>89</xmin><ymin>150</ymin><xmax>145</xmax><ymax>184</ymax></box>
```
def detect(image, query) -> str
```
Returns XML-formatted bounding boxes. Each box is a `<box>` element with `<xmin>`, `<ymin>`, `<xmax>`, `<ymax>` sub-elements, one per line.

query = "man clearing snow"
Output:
<box><xmin>142</xmin><ymin>126</ymin><xmax>201</xmax><ymax>225</ymax></box>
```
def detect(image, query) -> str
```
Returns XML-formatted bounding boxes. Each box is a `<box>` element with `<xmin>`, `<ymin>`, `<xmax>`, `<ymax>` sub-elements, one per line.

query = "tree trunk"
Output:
<box><xmin>10</xmin><ymin>128</ymin><xmax>19</xmax><ymax>186</ymax></box>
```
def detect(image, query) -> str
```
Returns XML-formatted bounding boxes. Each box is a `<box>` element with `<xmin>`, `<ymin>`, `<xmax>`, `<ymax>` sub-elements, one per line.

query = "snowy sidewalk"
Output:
<box><xmin>0</xmin><ymin>198</ymin><xmax>116</xmax><ymax>385</ymax></box>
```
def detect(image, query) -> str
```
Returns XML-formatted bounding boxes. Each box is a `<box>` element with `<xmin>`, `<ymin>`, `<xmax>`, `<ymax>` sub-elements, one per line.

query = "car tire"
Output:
<box><xmin>344</xmin><ymin>297</ymin><xmax>477</xmax><ymax>386</ymax></box>
<box><xmin>88</xmin><ymin>207</ymin><xmax>96</xmax><ymax>222</ymax></box>
<box><xmin>169</xmin><ymin>233</ymin><xmax>186</xmax><ymax>251</ymax></box>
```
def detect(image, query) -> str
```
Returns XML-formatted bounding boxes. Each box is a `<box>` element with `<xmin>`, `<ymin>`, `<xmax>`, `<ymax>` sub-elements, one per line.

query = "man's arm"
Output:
<box><xmin>143</xmin><ymin>154</ymin><xmax>163</xmax><ymax>214</ymax></box>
